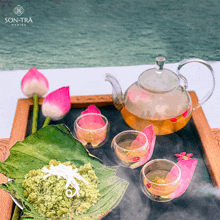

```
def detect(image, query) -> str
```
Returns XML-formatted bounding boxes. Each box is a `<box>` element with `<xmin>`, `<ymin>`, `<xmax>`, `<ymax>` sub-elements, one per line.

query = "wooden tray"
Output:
<box><xmin>1</xmin><ymin>91</ymin><xmax>220</xmax><ymax>220</ymax></box>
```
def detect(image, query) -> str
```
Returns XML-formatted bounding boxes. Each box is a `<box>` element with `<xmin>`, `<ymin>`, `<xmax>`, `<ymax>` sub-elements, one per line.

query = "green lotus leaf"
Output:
<box><xmin>0</xmin><ymin>124</ymin><xmax>129</xmax><ymax>219</ymax></box>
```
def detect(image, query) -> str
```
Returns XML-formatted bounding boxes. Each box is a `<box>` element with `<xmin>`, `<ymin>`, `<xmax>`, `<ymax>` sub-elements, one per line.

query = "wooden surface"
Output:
<box><xmin>0</xmin><ymin>92</ymin><xmax>219</xmax><ymax>220</ymax></box>
<box><xmin>190</xmin><ymin>92</ymin><xmax>220</xmax><ymax>187</ymax></box>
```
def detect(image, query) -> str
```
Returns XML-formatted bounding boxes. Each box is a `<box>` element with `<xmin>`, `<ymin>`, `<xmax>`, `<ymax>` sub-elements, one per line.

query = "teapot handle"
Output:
<box><xmin>177</xmin><ymin>58</ymin><xmax>215</xmax><ymax>110</ymax></box>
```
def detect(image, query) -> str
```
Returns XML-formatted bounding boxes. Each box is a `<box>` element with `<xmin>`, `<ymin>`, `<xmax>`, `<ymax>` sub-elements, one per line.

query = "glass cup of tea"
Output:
<box><xmin>140</xmin><ymin>159</ymin><xmax>181</xmax><ymax>202</ymax></box>
<box><xmin>74</xmin><ymin>113</ymin><xmax>109</xmax><ymax>148</ymax></box>
<box><xmin>111</xmin><ymin>130</ymin><xmax>149</xmax><ymax>168</ymax></box>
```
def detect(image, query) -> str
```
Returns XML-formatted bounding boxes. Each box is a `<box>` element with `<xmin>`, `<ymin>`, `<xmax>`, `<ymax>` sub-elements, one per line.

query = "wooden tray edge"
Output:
<box><xmin>190</xmin><ymin>92</ymin><xmax>220</xmax><ymax>187</ymax></box>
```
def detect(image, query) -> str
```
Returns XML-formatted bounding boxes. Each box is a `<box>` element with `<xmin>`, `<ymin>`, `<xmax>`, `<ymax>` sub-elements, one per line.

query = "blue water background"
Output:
<box><xmin>0</xmin><ymin>0</ymin><xmax>220</xmax><ymax>70</ymax></box>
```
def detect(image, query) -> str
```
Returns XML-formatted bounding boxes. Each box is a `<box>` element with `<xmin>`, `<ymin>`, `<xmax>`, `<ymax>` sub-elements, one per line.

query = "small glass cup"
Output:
<box><xmin>111</xmin><ymin>130</ymin><xmax>148</xmax><ymax>168</ymax></box>
<box><xmin>74</xmin><ymin>113</ymin><xmax>109</xmax><ymax>148</ymax></box>
<box><xmin>140</xmin><ymin>159</ymin><xmax>181</xmax><ymax>202</ymax></box>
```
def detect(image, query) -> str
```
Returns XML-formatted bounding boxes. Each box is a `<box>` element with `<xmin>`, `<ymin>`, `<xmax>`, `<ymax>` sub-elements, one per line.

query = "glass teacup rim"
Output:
<box><xmin>142</xmin><ymin>159</ymin><xmax>181</xmax><ymax>186</ymax></box>
<box><xmin>74</xmin><ymin>113</ymin><xmax>108</xmax><ymax>131</ymax></box>
<box><xmin>112</xmin><ymin>130</ymin><xmax>149</xmax><ymax>152</ymax></box>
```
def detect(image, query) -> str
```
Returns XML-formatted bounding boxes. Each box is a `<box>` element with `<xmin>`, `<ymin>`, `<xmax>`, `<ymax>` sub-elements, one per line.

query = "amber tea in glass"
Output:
<box><xmin>111</xmin><ymin>130</ymin><xmax>148</xmax><ymax>168</ymax></box>
<box><xmin>140</xmin><ymin>159</ymin><xmax>181</xmax><ymax>202</ymax></box>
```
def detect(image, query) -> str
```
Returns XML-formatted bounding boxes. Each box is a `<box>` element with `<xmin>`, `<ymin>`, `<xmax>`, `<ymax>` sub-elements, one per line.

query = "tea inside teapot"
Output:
<box><xmin>121</xmin><ymin>82</ymin><xmax>192</xmax><ymax>135</ymax></box>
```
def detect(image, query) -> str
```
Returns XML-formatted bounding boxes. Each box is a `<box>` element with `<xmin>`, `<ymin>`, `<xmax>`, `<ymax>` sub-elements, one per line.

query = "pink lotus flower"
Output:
<box><xmin>175</xmin><ymin>152</ymin><xmax>194</xmax><ymax>161</ymax></box>
<box><xmin>166</xmin><ymin>152</ymin><xmax>198</xmax><ymax>198</ymax></box>
<box><xmin>130</xmin><ymin>124</ymin><xmax>156</xmax><ymax>169</ymax></box>
<box><xmin>42</xmin><ymin>87</ymin><xmax>71</xmax><ymax>126</ymax></box>
<box><xmin>21</xmin><ymin>67</ymin><xmax>49</xmax><ymax>98</ymax></box>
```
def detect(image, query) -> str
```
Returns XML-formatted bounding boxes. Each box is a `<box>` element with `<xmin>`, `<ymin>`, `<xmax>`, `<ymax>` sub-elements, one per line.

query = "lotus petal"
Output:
<box><xmin>130</xmin><ymin>124</ymin><xmax>156</xmax><ymax>169</ymax></box>
<box><xmin>79</xmin><ymin>105</ymin><xmax>106</xmax><ymax>128</ymax></box>
<box><xmin>167</xmin><ymin>157</ymin><xmax>198</xmax><ymax>198</ymax></box>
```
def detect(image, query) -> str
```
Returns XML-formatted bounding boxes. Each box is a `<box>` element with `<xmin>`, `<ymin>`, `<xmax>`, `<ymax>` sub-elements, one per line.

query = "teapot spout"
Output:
<box><xmin>105</xmin><ymin>73</ymin><xmax>124</xmax><ymax>111</ymax></box>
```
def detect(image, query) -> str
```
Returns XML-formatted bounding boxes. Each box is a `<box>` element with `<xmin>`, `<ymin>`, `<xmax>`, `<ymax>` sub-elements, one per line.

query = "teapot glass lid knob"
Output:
<box><xmin>156</xmin><ymin>56</ymin><xmax>166</xmax><ymax>70</ymax></box>
<box><xmin>138</xmin><ymin>57</ymin><xmax>180</xmax><ymax>93</ymax></box>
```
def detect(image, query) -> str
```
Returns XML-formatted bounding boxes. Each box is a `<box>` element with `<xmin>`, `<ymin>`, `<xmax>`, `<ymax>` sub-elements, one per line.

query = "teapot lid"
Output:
<box><xmin>138</xmin><ymin>57</ymin><xmax>180</xmax><ymax>93</ymax></box>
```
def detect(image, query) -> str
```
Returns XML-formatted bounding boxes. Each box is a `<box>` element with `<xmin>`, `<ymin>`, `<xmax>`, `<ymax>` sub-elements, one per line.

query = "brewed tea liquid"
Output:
<box><xmin>114</xmin><ymin>140</ymin><xmax>148</xmax><ymax>163</ymax></box>
<box><xmin>120</xmin><ymin>83</ymin><xmax>192</xmax><ymax>135</ymax></box>
<box><xmin>121</xmin><ymin>106</ymin><xmax>192</xmax><ymax>135</ymax></box>
<box><xmin>144</xmin><ymin>170</ymin><xmax>178</xmax><ymax>196</ymax></box>
<box><xmin>77</xmin><ymin>123</ymin><xmax>107</xmax><ymax>147</ymax></box>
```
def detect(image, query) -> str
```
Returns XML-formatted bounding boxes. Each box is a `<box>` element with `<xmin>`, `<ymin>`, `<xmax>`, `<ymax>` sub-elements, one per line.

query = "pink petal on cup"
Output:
<box><xmin>130</xmin><ymin>124</ymin><xmax>156</xmax><ymax>169</ymax></box>
<box><xmin>81</xmin><ymin>105</ymin><xmax>101</xmax><ymax>115</ymax></box>
<box><xmin>42</xmin><ymin>86</ymin><xmax>71</xmax><ymax>120</ymax></box>
<box><xmin>21</xmin><ymin>67</ymin><xmax>49</xmax><ymax>98</ymax></box>
<box><xmin>166</xmin><ymin>155</ymin><xmax>198</xmax><ymax>198</ymax></box>
<box><xmin>79</xmin><ymin>105</ymin><xmax>105</xmax><ymax>128</ymax></box>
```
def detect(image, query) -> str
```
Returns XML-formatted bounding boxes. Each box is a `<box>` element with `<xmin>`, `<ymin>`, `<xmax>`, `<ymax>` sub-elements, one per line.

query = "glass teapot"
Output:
<box><xmin>105</xmin><ymin>57</ymin><xmax>215</xmax><ymax>135</ymax></box>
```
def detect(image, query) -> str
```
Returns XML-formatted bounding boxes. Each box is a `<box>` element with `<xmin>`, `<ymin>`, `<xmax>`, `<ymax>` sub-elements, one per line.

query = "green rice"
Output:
<box><xmin>22</xmin><ymin>160</ymin><xmax>101</xmax><ymax>219</ymax></box>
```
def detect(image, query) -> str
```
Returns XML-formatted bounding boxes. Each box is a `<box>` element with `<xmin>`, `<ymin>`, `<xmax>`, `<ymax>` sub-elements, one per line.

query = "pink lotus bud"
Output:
<box><xmin>42</xmin><ymin>87</ymin><xmax>71</xmax><ymax>120</ymax></box>
<box><xmin>130</xmin><ymin>124</ymin><xmax>156</xmax><ymax>169</ymax></box>
<box><xmin>21</xmin><ymin>67</ymin><xmax>49</xmax><ymax>97</ymax></box>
